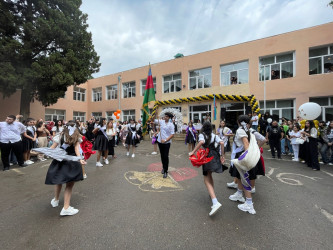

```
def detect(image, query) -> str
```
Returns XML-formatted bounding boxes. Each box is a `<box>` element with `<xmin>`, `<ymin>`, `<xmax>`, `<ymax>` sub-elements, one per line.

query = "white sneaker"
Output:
<box><xmin>151</xmin><ymin>152</ymin><xmax>157</xmax><ymax>155</ymax></box>
<box><xmin>229</xmin><ymin>191</ymin><xmax>245</xmax><ymax>202</ymax></box>
<box><xmin>227</xmin><ymin>181</ymin><xmax>238</xmax><ymax>189</ymax></box>
<box><xmin>319</xmin><ymin>161</ymin><xmax>324</xmax><ymax>164</ymax></box>
<box><xmin>292</xmin><ymin>159</ymin><xmax>299</xmax><ymax>162</ymax></box>
<box><xmin>60</xmin><ymin>206</ymin><xmax>79</xmax><ymax>216</ymax></box>
<box><xmin>51</xmin><ymin>198</ymin><xmax>59</xmax><ymax>207</ymax></box>
<box><xmin>329</xmin><ymin>163</ymin><xmax>333</xmax><ymax>166</ymax></box>
<box><xmin>126</xmin><ymin>152</ymin><xmax>130</xmax><ymax>156</ymax></box>
<box><xmin>267</xmin><ymin>149</ymin><xmax>271</xmax><ymax>152</ymax></box>
<box><xmin>40</xmin><ymin>158</ymin><xmax>47</xmax><ymax>162</ymax></box>
<box><xmin>24</xmin><ymin>160</ymin><xmax>33</xmax><ymax>165</ymax></box>
<box><xmin>132</xmin><ymin>154</ymin><xmax>135</xmax><ymax>158</ymax></box>
<box><xmin>83</xmin><ymin>174</ymin><xmax>87</xmax><ymax>179</ymax></box>
<box><xmin>104</xmin><ymin>158</ymin><xmax>109</xmax><ymax>165</ymax></box>
<box><xmin>27</xmin><ymin>160</ymin><xmax>34</xmax><ymax>164</ymax></box>
<box><xmin>238</xmin><ymin>203</ymin><xmax>256</xmax><ymax>215</ymax></box>
<box><xmin>251</xmin><ymin>187</ymin><xmax>256</xmax><ymax>194</ymax></box>
<box><xmin>96</xmin><ymin>162</ymin><xmax>103</xmax><ymax>167</ymax></box>
<box><xmin>209</xmin><ymin>202</ymin><xmax>222</xmax><ymax>216</ymax></box>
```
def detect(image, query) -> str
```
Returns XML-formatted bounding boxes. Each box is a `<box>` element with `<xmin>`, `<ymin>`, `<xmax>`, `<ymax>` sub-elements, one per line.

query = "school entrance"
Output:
<box><xmin>221</xmin><ymin>102</ymin><xmax>252</xmax><ymax>132</ymax></box>
<box><xmin>189</xmin><ymin>105</ymin><xmax>211</xmax><ymax>124</ymax></box>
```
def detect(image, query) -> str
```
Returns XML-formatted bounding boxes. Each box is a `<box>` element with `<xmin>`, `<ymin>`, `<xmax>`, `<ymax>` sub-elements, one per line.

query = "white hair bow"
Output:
<box><xmin>240</xmin><ymin>121</ymin><xmax>248</xmax><ymax>132</ymax></box>
<box><xmin>68</xmin><ymin>125</ymin><xmax>76</xmax><ymax>136</ymax></box>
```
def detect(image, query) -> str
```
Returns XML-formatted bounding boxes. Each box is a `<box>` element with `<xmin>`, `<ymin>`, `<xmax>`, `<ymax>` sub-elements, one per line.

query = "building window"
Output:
<box><xmin>220</xmin><ymin>61</ymin><xmax>249</xmax><ymax>86</ymax></box>
<box><xmin>123</xmin><ymin>110</ymin><xmax>135</xmax><ymax>121</ymax></box>
<box><xmin>189</xmin><ymin>67</ymin><xmax>212</xmax><ymax>90</ymax></box>
<box><xmin>189</xmin><ymin>105</ymin><xmax>211</xmax><ymax>124</ymax></box>
<box><xmin>73</xmin><ymin>87</ymin><xmax>86</xmax><ymax>102</ymax></box>
<box><xmin>259</xmin><ymin>99</ymin><xmax>294</xmax><ymax>121</ymax></box>
<box><xmin>106</xmin><ymin>85</ymin><xmax>118</xmax><ymax>100</ymax></box>
<box><xmin>45</xmin><ymin>109</ymin><xmax>66</xmax><ymax>122</ymax></box>
<box><xmin>309</xmin><ymin>96</ymin><xmax>333</xmax><ymax>121</ymax></box>
<box><xmin>259</xmin><ymin>52</ymin><xmax>294</xmax><ymax>81</ymax></box>
<box><xmin>73</xmin><ymin>111</ymin><xmax>86</xmax><ymax>122</ymax></box>
<box><xmin>106</xmin><ymin>111</ymin><xmax>116</xmax><ymax>121</ymax></box>
<box><xmin>141</xmin><ymin>78</ymin><xmax>156</xmax><ymax>96</ymax></box>
<box><xmin>92</xmin><ymin>112</ymin><xmax>102</xmax><ymax>120</ymax></box>
<box><xmin>92</xmin><ymin>87</ymin><xmax>102</xmax><ymax>102</ymax></box>
<box><xmin>309</xmin><ymin>45</ymin><xmax>333</xmax><ymax>75</ymax></box>
<box><xmin>123</xmin><ymin>82</ymin><xmax>136</xmax><ymax>98</ymax></box>
<box><xmin>163</xmin><ymin>74</ymin><xmax>182</xmax><ymax>93</ymax></box>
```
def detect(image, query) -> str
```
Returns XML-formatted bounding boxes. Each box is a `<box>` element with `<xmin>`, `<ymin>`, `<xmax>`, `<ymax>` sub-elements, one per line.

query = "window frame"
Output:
<box><xmin>259</xmin><ymin>99</ymin><xmax>295</xmax><ymax>121</ymax></box>
<box><xmin>122</xmin><ymin>110</ymin><xmax>136</xmax><ymax>121</ymax></box>
<box><xmin>73</xmin><ymin>87</ymin><xmax>86</xmax><ymax>102</ymax></box>
<box><xmin>309</xmin><ymin>44</ymin><xmax>333</xmax><ymax>75</ymax></box>
<box><xmin>106</xmin><ymin>84</ymin><xmax>118</xmax><ymax>100</ymax></box>
<box><xmin>122</xmin><ymin>81</ymin><xmax>136</xmax><ymax>99</ymax></box>
<box><xmin>220</xmin><ymin>60</ymin><xmax>249</xmax><ymax>86</ymax></box>
<box><xmin>188</xmin><ymin>67</ymin><xmax>212</xmax><ymax>90</ymax></box>
<box><xmin>73</xmin><ymin>111</ymin><xmax>86</xmax><ymax>122</ymax></box>
<box><xmin>45</xmin><ymin>109</ymin><xmax>66</xmax><ymax>121</ymax></box>
<box><xmin>309</xmin><ymin>96</ymin><xmax>333</xmax><ymax>121</ymax></box>
<box><xmin>259</xmin><ymin>52</ymin><xmax>295</xmax><ymax>81</ymax></box>
<box><xmin>92</xmin><ymin>87</ymin><xmax>102</xmax><ymax>102</ymax></box>
<box><xmin>163</xmin><ymin>73</ymin><xmax>182</xmax><ymax>93</ymax></box>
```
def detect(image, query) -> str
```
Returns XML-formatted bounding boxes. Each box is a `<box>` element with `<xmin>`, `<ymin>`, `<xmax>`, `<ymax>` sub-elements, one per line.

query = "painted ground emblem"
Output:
<box><xmin>124</xmin><ymin>163</ymin><xmax>198</xmax><ymax>192</ymax></box>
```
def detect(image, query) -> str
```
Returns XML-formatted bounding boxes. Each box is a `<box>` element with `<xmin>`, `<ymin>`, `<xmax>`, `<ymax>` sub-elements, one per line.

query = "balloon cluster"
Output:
<box><xmin>112</xmin><ymin>110</ymin><xmax>121</xmax><ymax>120</ymax></box>
<box><xmin>300</xmin><ymin>120</ymin><xmax>319</xmax><ymax>129</ymax></box>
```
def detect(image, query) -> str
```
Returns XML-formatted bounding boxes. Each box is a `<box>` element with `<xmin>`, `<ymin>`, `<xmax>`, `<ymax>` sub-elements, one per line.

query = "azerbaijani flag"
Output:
<box><xmin>213</xmin><ymin>94</ymin><xmax>217</xmax><ymax>121</ymax></box>
<box><xmin>142</xmin><ymin>65</ymin><xmax>156</xmax><ymax>134</ymax></box>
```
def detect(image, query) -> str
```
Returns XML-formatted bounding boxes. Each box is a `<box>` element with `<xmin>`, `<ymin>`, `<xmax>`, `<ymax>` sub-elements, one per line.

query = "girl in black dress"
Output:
<box><xmin>189</xmin><ymin>122</ymin><xmax>226</xmax><ymax>216</ymax></box>
<box><xmin>45</xmin><ymin>121</ymin><xmax>85</xmax><ymax>216</ymax></box>
<box><xmin>125</xmin><ymin>119</ymin><xmax>140</xmax><ymax>158</ymax></box>
<box><xmin>93</xmin><ymin>118</ymin><xmax>108</xmax><ymax>167</ymax></box>
<box><xmin>300</xmin><ymin>120</ymin><xmax>320</xmax><ymax>170</ymax></box>
<box><xmin>185</xmin><ymin>121</ymin><xmax>197</xmax><ymax>152</ymax></box>
<box><xmin>22</xmin><ymin>118</ymin><xmax>37</xmax><ymax>165</ymax></box>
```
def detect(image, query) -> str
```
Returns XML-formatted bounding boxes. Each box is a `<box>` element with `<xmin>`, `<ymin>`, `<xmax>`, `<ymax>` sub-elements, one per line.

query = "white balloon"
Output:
<box><xmin>111</xmin><ymin>114</ymin><xmax>117</xmax><ymax>120</ymax></box>
<box><xmin>298</xmin><ymin>102</ymin><xmax>321</xmax><ymax>120</ymax></box>
<box><xmin>267</xmin><ymin>118</ymin><xmax>272</xmax><ymax>123</ymax></box>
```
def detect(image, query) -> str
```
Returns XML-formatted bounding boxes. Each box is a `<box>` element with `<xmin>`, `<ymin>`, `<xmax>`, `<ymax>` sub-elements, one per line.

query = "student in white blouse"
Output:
<box><xmin>154</xmin><ymin>112</ymin><xmax>175</xmax><ymax>178</ymax></box>
<box><xmin>0</xmin><ymin>115</ymin><xmax>27</xmax><ymax>171</ymax></box>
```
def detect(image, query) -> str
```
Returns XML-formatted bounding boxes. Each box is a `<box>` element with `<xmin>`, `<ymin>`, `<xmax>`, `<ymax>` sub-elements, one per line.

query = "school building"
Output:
<box><xmin>1</xmin><ymin>22</ymin><xmax>333</xmax><ymax>128</ymax></box>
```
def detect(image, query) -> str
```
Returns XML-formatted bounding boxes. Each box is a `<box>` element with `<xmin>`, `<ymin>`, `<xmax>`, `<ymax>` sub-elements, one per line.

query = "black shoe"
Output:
<box><xmin>161</xmin><ymin>169</ymin><xmax>165</xmax><ymax>174</ymax></box>
<box><xmin>3</xmin><ymin>167</ymin><xmax>9</xmax><ymax>171</ymax></box>
<box><xmin>272</xmin><ymin>156</ymin><xmax>276</xmax><ymax>158</ymax></box>
<box><xmin>278</xmin><ymin>157</ymin><xmax>282</xmax><ymax>159</ymax></box>
<box><xmin>163</xmin><ymin>172</ymin><xmax>168</xmax><ymax>178</ymax></box>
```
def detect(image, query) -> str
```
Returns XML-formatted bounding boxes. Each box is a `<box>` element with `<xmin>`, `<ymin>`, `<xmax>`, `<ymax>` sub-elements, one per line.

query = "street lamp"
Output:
<box><xmin>118</xmin><ymin>75</ymin><xmax>121</xmax><ymax>111</ymax></box>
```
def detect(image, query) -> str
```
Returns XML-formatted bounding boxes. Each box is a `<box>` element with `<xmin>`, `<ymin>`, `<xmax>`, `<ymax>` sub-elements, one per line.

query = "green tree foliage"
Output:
<box><xmin>0</xmin><ymin>0</ymin><xmax>100</xmax><ymax>117</ymax></box>
<box><xmin>330</xmin><ymin>1</ymin><xmax>333</xmax><ymax>8</ymax></box>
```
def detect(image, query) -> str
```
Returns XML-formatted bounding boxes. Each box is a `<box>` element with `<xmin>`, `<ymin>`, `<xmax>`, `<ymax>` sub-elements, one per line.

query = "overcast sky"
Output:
<box><xmin>81</xmin><ymin>0</ymin><xmax>333</xmax><ymax>78</ymax></box>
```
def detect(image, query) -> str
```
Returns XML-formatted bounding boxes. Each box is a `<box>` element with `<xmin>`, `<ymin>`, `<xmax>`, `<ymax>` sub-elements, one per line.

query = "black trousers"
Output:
<box><xmin>269</xmin><ymin>139</ymin><xmax>281</xmax><ymax>158</ymax></box>
<box><xmin>0</xmin><ymin>141</ymin><xmax>24</xmax><ymax>169</ymax></box>
<box><xmin>158</xmin><ymin>142</ymin><xmax>171</xmax><ymax>172</ymax></box>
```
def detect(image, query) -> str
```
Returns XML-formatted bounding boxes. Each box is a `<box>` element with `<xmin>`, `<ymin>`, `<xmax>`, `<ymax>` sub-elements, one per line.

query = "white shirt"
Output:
<box><xmin>51</xmin><ymin>126</ymin><xmax>64</xmax><ymax>136</ymax></box>
<box><xmin>249</xmin><ymin>128</ymin><xmax>266</xmax><ymax>142</ymax></box>
<box><xmin>289</xmin><ymin>131</ymin><xmax>301</xmax><ymax>144</ymax></box>
<box><xmin>155</xmin><ymin>119</ymin><xmax>175</xmax><ymax>144</ymax></box>
<box><xmin>198</xmin><ymin>133</ymin><xmax>221</xmax><ymax>144</ymax></box>
<box><xmin>251</xmin><ymin>115</ymin><xmax>258</xmax><ymax>125</ymax></box>
<box><xmin>0</xmin><ymin>121</ymin><xmax>26</xmax><ymax>143</ymax></box>
<box><xmin>234</xmin><ymin>128</ymin><xmax>248</xmax><ymax>147</ymax></box>
<box><xmin>217</xmin><ymin>127</ymin><xmax>232</xmax><ymax>145</ymax></box>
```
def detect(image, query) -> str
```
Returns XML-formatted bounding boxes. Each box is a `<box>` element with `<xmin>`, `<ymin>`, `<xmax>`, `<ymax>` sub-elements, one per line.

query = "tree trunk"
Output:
<box><xmin>20</xmin><ymin>89</ymin><xmax>31</xmax><ymax>119</ymax></box>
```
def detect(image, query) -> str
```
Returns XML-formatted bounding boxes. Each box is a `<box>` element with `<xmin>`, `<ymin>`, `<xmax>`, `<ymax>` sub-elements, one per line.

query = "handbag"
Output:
<box><xmin>295</xmin><ymin>138</ymin><xmax>305</xmax><ymax>144</ymax></box>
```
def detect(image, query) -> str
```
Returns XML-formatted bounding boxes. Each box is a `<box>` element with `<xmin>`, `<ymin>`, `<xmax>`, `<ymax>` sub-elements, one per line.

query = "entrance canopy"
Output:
<box><xmin>151</xmin><ymin>94</ymin><xmax>260</xmax><ymax>118</ymax></box>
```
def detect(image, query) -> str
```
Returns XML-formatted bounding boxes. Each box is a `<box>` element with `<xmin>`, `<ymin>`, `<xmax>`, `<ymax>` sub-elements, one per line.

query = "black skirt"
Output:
<box><xmin>125</xmin><ymin>131</ymin><xmax>139</xmax><ymax>146</ymax></box>
<box><xmin>229</xmin><ymin>151</ymin><xmax>260</xmax><ymax>180</ymax></box>
<box><xmin>93</xmin><ymin>133</ymin><xmax>108</xmax><ymax>151</ymax></box>
<box><xmin>185</xmin><ymin>131</ymin><xmax>196</xmax><ymax>144</ymax></box>
<box><xmin>108</xmin><ymin>137</ymin><xmax>115</xmax><ymax>156</ymax></box>
<box><xmin>22</xmin><ymin>137</ymin><xmax>33</xmax><ymax>152</ymax></box>
<box><xmin>202</xmin><ymin>144</ymin><xmax>228</xmax><ymax>176</ymax></box>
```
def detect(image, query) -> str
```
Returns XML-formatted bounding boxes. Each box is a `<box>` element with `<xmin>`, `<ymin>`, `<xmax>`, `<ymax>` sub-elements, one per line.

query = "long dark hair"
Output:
<box><xmin>237</xmin><ymin>115</ymin><xmax>251</xmax><ymax>142</ymax></box>
<box><xmin>24</xmin><ymin>118</ymin><xmax>35</xmax><ymax>126</ymax></box>
<box><xmin>327</xmin><ymin>121</ymin><xmax>333</xmax><ymax>135</ymax></box>
<box><xmin>200</xmin><ymin>122</ymin><xmax>212</xmax><ymax>147</ymax></box>
<box><xmin>55</xmin><ymin>120</ymin><xmax>63</xmax><ymax>132</ymax></box>
<box><xmin>305</xmin><ymin>120</ymin><xmax>315</xmax><ymax>131</ymax></box>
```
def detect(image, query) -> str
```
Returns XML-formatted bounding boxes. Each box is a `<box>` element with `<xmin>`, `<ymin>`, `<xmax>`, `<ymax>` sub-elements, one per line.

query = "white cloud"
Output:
<box><xmin>81</xmin><ymin>0</ymin><xmax>333</xmax><ymax>77</ymax></box>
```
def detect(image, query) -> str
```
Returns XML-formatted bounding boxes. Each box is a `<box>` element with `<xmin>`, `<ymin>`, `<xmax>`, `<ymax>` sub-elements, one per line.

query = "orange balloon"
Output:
<box><xmin>116</xmin><ymin>115</ymin><xmax>120</xmax><ymax>119</ymax></box>
<box><xmin>113</xmin><ymin>112</ymin><xmax>117</xmax><ymax>116</ymax></box>
<box><xmin>117</xmin><ymin>110</ymin><xmax>121</xmax><ymax>113</ymax></box>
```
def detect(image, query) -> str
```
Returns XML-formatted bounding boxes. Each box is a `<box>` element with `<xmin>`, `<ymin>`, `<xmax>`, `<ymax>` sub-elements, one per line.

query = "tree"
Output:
<box><xmin>0</xmin><ymin>0</ymin><xmax>100</xmax><ymax>118</ymax></box>
<box><xmin>330</xmin><ymin>1</ymin><xmax>333</xmax><ymax>8</ymax></box>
